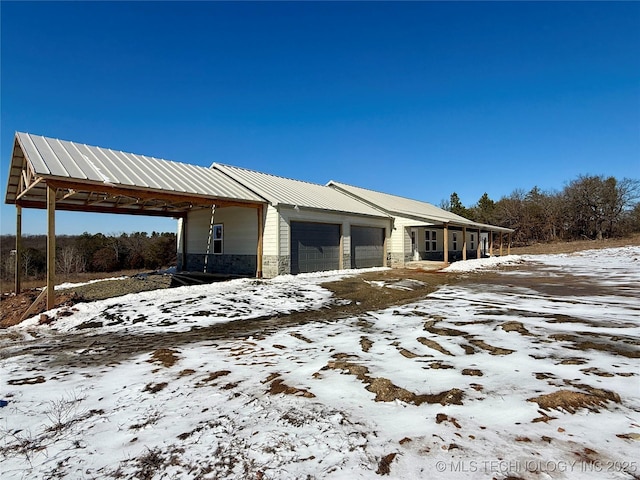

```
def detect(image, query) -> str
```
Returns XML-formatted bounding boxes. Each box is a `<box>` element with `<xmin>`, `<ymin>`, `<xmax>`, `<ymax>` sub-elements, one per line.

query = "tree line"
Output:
<box><xmin>0</xmin><ymin>231</ymin><xmax>176</xmax><ymax>282</ymax></box>
<box><xmin>441</xmin><ymin>174</ymin><xmax>640</xmax><ymax>246</ymax></box>
<box><xmin>1</xmin><ymin>174</ymin><xmax>638</xmax><ymax>283</ymax></box>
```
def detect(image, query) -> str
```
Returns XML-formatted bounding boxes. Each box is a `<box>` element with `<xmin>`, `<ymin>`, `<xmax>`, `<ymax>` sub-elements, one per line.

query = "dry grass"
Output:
<box><xmin>147</xmin><ymin>349</ymin><xmax>181</xmax><ymax>368</ymax></box>
<box><xmin>528</xmin><ymin>388</ymin><xmax>621</xmax><ymax>414</ymax></box>
<box><xmin>0</xmin><ymin>269</ymin><xmax>156</xmax><ymax>295</ymax></box>
<box><xmin>510</xmin><ymin>233</ymin><xmax>640</xmax><ymax>255</ymax></box>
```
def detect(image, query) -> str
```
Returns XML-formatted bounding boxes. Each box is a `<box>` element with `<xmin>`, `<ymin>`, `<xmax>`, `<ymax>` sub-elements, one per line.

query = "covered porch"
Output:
<box><xmin>408</xmin><ymin>222</ymin><xmax>513</xmax><ymax>264</ymax></box>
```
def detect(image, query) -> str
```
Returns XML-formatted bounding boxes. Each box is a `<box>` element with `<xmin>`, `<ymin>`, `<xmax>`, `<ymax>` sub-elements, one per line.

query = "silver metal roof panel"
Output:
<box><xmin>328</xmin><ymin>181</ymin><xmax>513</xmax><ymax>232</ymax></box>
<box><xmin>6</xmin><ymin>132</ymin><xmax>266</xmax><ymax>204</ymax></box>
<box><xmin>213</xmin><ymin>163</ymin><xmax>389</xmax><ymax>218</ymax></box>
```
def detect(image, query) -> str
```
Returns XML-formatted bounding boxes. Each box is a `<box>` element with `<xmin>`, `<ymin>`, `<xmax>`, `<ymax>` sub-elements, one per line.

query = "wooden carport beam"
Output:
<box><xmin>477</xmin><ymin>228</ymin><xmax>482</xmax><ymax>259</ymax></box>
<box><xmin>499</xmin><ymin>233</ymin><xmax>504</xmax><ymax>256</ymax></box>
<box><xmin>44</xmin><ymin>179</ymin><xmax>259</xmax><ymax>210</ymax></box>
<box><xmin>47</xmin><ymin>184</ymin><xmax>56</xmax><ymax>310</ymax></box>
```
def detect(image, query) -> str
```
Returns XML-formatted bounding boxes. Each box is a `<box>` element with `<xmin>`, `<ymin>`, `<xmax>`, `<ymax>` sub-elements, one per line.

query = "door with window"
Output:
<box><xmin>410</xmin><ymin>228</ymin><xmax>419</xmax><ymax>260</ymax></box>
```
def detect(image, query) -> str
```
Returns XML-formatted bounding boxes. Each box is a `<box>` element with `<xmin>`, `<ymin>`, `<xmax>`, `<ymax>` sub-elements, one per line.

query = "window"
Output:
<box><xmin>213</xmin><ymin>224</ymin><xmax>223</xmax><ymax>254</ymax></box>
<box><xmin>470</xmin><ymin>233</ymin><xmax>475</xmax><ymax>250</ymax></box>
<box><xmin>452</xmin><ymin>232</ymin><xmax>458</xmax><ymax>251</ymax></box>
<box><xmin>425</xmin><ymin>230</ymin><xmax>437</xmax><ymax>251</ymax></box>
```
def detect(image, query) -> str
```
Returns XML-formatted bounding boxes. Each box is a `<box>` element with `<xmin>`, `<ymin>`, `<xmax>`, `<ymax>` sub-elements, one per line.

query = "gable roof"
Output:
<box><xmin>328</xmin><ymin>180</ymin><xmax>513</xmax><ymax>233</ymax></box>
<box><xmin>5</xmin><ymin>132</ymin><xmax>264</xmax><ymax>216</ymax></box>
<box><xmin>212</xmin><ymin>163</ymin><xmax>389</xmax><ymax>219</ymax></box>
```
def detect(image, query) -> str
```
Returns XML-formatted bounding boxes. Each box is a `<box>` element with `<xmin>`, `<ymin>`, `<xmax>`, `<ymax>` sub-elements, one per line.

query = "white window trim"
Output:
<box><xmin>213</xmin><ymin>223</ymin><xmax>223</xmax><ymax>255</ymax></box>
<box><xmin>425</xmin><ymin>229</ymin><xmax>437</xmax><ymax>251</ymax></box>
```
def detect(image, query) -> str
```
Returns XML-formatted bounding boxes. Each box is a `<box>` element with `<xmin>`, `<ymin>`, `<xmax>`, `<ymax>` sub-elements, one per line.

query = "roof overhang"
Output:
<box><xmin>398</xmin><ymin>212</ymin><xmax>514</xmax><ymax>233</ymax></box>
<box><xmin>277</xmin><ymin>202</ymin><xmax>391</xmax><ymax>220</ymax></box>
<box><xmin>5</xmin><ymin>134</ymin><xmax>265</xmax><ymax>218</ymax></box>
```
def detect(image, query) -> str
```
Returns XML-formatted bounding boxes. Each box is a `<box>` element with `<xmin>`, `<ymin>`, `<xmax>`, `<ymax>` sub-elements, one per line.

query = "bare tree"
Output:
<box><xmin>58</xmin><ymin>245</ymin><xmax>83</xmax><ymax>277</ymax></box>
<box><xmin>563</xmin><ymin>175</ymin><xmax>640</xmax><ymax>240</ymax></box>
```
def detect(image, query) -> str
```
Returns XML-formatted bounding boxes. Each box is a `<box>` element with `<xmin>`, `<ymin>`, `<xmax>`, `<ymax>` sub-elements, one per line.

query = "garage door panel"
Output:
<box><xmin>351</xmin><ymin>226</ymin><xmax>384</xmax><ymax>268</ymax></box>
<box><xmin>291</xmin><ymin>222</ymin><xmax>340</xmax><ymax>274</ymax></box>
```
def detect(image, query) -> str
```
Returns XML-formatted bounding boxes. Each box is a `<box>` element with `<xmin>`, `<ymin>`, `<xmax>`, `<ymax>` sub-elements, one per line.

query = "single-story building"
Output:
<box><xmin>327</xmin><ymin>181</ymin><xmax>513</xmax><ymax>266</ymax></box>
<box><xmin>5</xmin><ymin>132</ymin><xmax>512</xmax><ymax>309</ymax></box>
<box><xmin>180</xmin><ymin>163</ymin><xmax>392</xmax><ymax>278</ymax></box>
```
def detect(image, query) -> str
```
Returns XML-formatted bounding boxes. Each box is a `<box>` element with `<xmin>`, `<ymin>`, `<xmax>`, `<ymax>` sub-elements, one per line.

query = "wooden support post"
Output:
<box><xmin>499</xmin><ymin>233</ymin><xmax>504</xmax><ymax>256</ymax></box>
<box><xmin>443</xmin><ymin>224</ymin><xmax>449</xmax><ymax>263</ymax></box>
<box><xmin>489</xmin><ymin>230</ymin><xmax>494</xmax><ymax>257</ymax></box>
<box><xmin>462</xmin><ymin>227</ymin><xmax>467</xmax><ymax>261</ymax></box>
<box><xmin>383</xmin><ymin>227</ymin><xmax>389</xmax><ymax>267</ymax></box>
<box><xmin>477</xmin><ymin>229</ymin><xmax>482</xmax><ymax>259</ymax></box>
<box><xmin>15</xmin><ymin>205</ymin><xmax>22</xmax><ymax>294</ymax></box>
<box><xmin>46</xmin><ymin>184</ymin><xmax>56</xmax><ymax>310</ymax></box>
<box><xmin>256</xmin><ymin>205</ymin><xmax>264</xmax><ymax>278</ymax></box>
<box><xmin>181</xmin><ymin>215</ymin><xmax>188</xmax><ymax>272</ymax></box>
<box><xmin>508</xmin><ymin>233</ymin><xmax>512</xmax><ymax>255</ymax></box>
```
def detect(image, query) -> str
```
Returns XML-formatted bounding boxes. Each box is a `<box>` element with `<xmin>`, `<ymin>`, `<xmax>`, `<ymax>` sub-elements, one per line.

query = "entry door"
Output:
<box><xmin>411</xmin><ymin>228</ymin><xmax>419</xmax><ymax>260</ymax></box>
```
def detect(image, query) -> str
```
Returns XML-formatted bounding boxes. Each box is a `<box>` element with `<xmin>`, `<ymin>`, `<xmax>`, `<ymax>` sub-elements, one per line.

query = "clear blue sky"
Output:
<box><xmin>1</xmin><ymin>1</ymin><xmax>639</xmax><ymax>235</ymax></box>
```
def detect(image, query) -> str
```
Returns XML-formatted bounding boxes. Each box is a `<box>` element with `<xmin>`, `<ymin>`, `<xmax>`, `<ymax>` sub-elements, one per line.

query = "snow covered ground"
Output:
<box><xmin>1</xmin><ymin>247</ymin><xmax>639</xmax><ymax>479</ymax></box>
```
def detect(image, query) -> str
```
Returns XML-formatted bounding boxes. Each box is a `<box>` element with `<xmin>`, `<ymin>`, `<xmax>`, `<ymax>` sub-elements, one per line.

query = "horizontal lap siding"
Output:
<box><xmin>186</xmin><ymin>206</ymin><xmax>257</xmax><ymax>254</ymax></box>
<box><xmin>262</xmin><ymin>205</ymin><xmax>279</xmax><ymax>256</ymax></box>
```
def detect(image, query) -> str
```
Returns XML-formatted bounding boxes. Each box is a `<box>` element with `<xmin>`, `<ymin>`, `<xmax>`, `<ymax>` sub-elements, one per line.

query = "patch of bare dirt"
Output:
<box><xmin>321</xmin><ymin>269</ymin><xmax>456</xmax><ymax>315</ymax></box>
<box><xmin>469</xmin><ymin>339</ymin><xmax>515</xmax><ymax>356</ymax></box>
<box><xmin>7</xmin><ymin>375</ymin><xmax>46</xmax><ymax>385</ymax></box>
<box><xmin>376</xmin><ymin>453</ymin><xmax>397</xmax><ymax>475</ymax></box>
<box><xmin>360</xmin><ymin>336</ymin><xmax>373</xmax><ymax>352</ymax></box>
<box><xmin>417</xmin><ymin>337</ymin><xmax>453</xmax><ymax>355</ymax></box>
<box><xmin>500</xmin><ymin>321</ymin><xmax>532</xmax><ymax>335</ymax></box>
<box><xmin>423</xmin><ymin>320</ymin><xmax>467</xmax><ymax>337</ymax></box>
<box><xmin>0</xmin><ymin>289</ymin><xmax>83</xmax><ymax>328</ymax></box>
<box><xmin>147</xmin><ymin>349</ymin><xmax>181</xmax><ymax>368</ymax></box>
<box><xmin>436</xmin><ymin>413</ymin><xmax>461</xmax><ymax>428</ymax></box>
<box><xmin>528</xmin><ymin>387</ymin><xmax>621</xmax><ymax>414</ymax></box>
<box><xmin>266</xmin><ymin>374</ymin><xmax>315</xmax><ymax>398</ymax></box>
<box><xmin>322</xmin><ymin>356</ymin><xmax>464</xmax><ymax>406</ymax></box>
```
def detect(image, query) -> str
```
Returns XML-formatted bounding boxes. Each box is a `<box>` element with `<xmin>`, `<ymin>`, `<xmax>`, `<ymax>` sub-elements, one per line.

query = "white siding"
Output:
<box><xmin>389</xmin><ymin>216</ymin><xmax>419</xmax><ymax>256</ymax></box>
<box><xmin>186</xmin><ymin>206</ymin><xmax>257</xmax><ymax>254</ymax></box>
<box><xmin>262</xmin><ymin>205</ymin><xmax>279</xmax><ymax>256</ymax></box>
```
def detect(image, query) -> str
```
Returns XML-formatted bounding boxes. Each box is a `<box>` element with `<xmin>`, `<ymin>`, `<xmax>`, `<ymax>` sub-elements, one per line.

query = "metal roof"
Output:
<box><xmin>5</xmin><ymin>133</ymin><xmax>265</xmax><ymax>216</ymax></box>
<box><xmin>213</xmin><ymin>163</ymin><xmax>390</xmax><ymax>219</ymax></box>
<box><xmin>328</xmin><ymin>181</ymin><xmax>514</xmax><ymax>233</ymax></box>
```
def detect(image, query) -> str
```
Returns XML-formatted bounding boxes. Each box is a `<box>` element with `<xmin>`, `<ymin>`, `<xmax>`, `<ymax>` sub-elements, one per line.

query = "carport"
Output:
<box><xmin>4</xmin><ymin>132</ymin><xmax>266</xmax><ymax>313</ymax></box>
